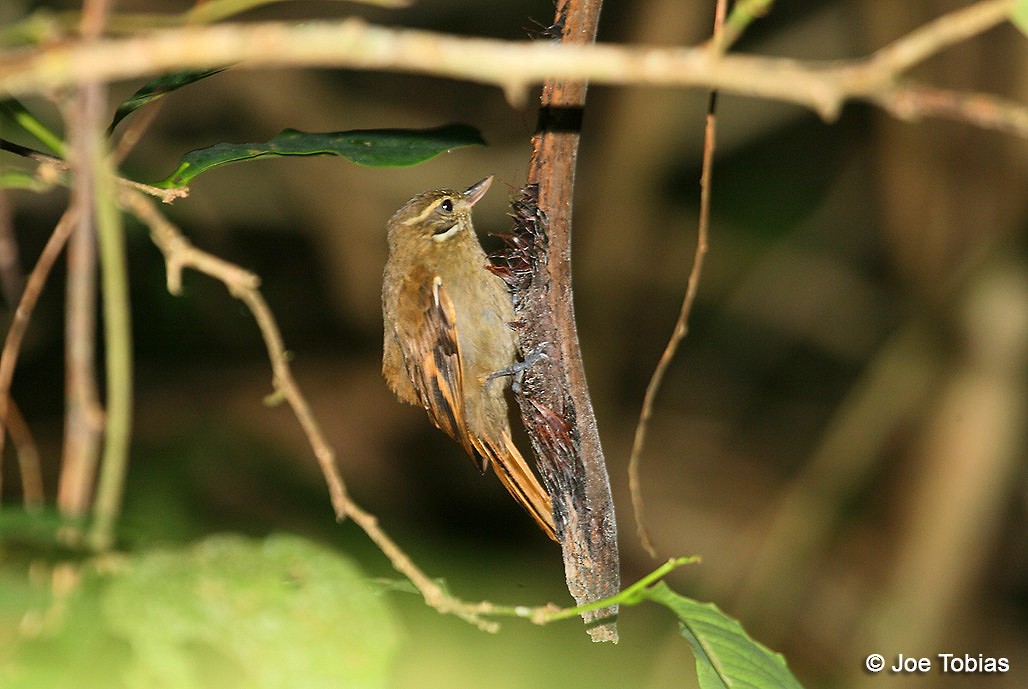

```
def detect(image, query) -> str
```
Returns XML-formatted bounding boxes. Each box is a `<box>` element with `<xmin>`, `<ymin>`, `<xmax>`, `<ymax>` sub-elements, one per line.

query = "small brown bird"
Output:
<box><xmin>382</xmin><ymin>177</ymin><xmax>556</xmax><ymax>540</ymax></box>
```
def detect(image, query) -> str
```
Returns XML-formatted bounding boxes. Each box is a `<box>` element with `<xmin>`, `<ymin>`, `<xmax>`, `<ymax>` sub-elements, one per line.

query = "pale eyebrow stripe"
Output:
<box><xmin>401</xmin><ymin>198</ymin><xmax>446</xmax><ymax>226</ymax></box>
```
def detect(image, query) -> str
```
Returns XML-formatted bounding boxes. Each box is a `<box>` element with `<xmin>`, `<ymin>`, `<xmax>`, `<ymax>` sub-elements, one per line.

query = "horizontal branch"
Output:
<box><xmin>872</xmin><ymin>81</ymin><xmax>1028</xmax><ymax>138</ymax></box>
<box><xmin>0</xmin><ymin>0</ymin><xmax>1018</xmax><ymax>126</ymax></box>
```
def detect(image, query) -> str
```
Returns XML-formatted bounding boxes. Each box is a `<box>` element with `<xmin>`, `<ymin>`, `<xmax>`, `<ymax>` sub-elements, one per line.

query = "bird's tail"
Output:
<box><xmin>475</xmin><ymin>431</ymin><xmax>557</xmax><ymax>541</ymax></box>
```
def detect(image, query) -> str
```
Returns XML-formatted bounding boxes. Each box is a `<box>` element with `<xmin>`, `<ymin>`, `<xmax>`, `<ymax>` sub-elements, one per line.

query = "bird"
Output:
<box><xmin>381</xmin><ymin>176</ymin><xmax>556</xmax><ymax>540</ymax></box>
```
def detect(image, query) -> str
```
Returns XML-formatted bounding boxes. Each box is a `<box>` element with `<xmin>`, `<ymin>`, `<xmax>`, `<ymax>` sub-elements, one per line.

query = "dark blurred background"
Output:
<box><xmin>2</xmin><ymin>1</ymin><xmax>1027</xmax><ymax>687</ymax></box>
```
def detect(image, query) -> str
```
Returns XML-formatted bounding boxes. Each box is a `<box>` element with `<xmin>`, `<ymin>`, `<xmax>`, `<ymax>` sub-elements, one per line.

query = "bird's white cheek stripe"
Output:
<box><xmin>431</xmin><ymin>224</ymin><xmax>461</xmax><ymax>242</ymax></box>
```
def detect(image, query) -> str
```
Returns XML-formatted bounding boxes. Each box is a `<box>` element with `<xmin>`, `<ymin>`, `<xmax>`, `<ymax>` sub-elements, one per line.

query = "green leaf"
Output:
<box><xmin>109</xmin><ymin>68</ymin><xmax>229</xmax><ymax>135</ymax></box>
<box><xmin>1014</xmin><ymin>0</ymin><xmax>1028</xmax><ymax>38</ymax></box>
<box><xmin>0</xmin><ymin>507</ymin><xmax>69</xmax><ymax>547</ymax></box>
<box><xmin>2</xmin><ymin>534</ymin><xmax>401</xmax><ymax>689</ymax></box>
<box><xmin>645</xmin><ymin>582</ymin><xmax>805</xmax><ymax>689</ymax></box>
<box><xmin>185</xmin><ymin>0</ymin><xmax>411</xmax><ymax>24</ymax></box>
<box><xmin>0</xmin><ymin>98</ymin><xmax>65</xmax><ymax>156</ymax></box>
<box><xmin>0</xmin><ymin>168</ymin><xmax>56</xmax><ymax>192</ymax></box>
<box><xmin>156</xmin><ymin>124</ymin><xmax>486</xmax><ymax>187</ymax></box>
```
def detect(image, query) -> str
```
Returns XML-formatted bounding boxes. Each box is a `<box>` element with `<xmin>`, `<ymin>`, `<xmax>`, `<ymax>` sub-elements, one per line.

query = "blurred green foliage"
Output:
<box><xmin>1</xmin><ymin>534</ymin><xmax>400</xmax><ymax>689</ymax></box>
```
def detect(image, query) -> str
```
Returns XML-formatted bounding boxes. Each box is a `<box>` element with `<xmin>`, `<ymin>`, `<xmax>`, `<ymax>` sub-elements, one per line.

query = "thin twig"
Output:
<box><xmin>477</xmin><ymin>556</ymin><xmax>698</xmax><ymax>626</ymax></box>
<box><xmin>872</xmin><ymin>81</ymin><xmax>1028</xmax><ymax>138</ymax></box>
<box><xmin>55</xmin><ymin>2</ymin><xmax>112</xmax><ymax>540</ymax></box>
<box><xmin>1</xmin><ymin>138</ymin><xmax>188</xmax><ymax>204</ymax></box>
<box><xmin>47</xmin><ymin>0</ymin><xmax>412</xmax><ymax>34</ymax></box>
<box><xmin>0</xmin><ymin>209</ymin><xmax>77</xmax><ymax>460</ymax></box>
<box><xmin>0</xmin><ymin>0</ymin><xmax>1020</xmax><ymax>131</ymax></box>
<box><xmin>5</xmin><ymin>398</ymin><xmax>44</xmax><ymax>512</ymax></box>
<box><xmin>86</xmin><ymin>143</ymin><xmax>132</xmax><ymax>552</ymax></box>
<box><xmin>182</xmin><ymin>0</ymin><xmax>410</xmax><ymax>26</ymax></box>
<box><xmin>859</xmin><ymin>0</ymin><xmax>1015</xmax><ymax>80</ymax></box>
<box><xmin>111</xmin><ymin>97</ymin><xmax>163</xmax><ymax>165</ymax></box>
<box><xmin>628</xmin><ymin>0</ymin><xmax>724</xmax><ymax>559</ymax></box>
<box><xmin>77</xmin><ymin>0</ymin><xmax>135</xmax><ymax>553</ymax></box>
<box><xmin>59</xmin><ymin>126</ymin><xmax>104</xmax><ymax>529</ymax></box>
<box><xmin>118</xmin><ymin>187</ymin><xmax>499</xmax><ymax>632</ymax></box>
<box><xmin>0</xmin><ymin>191</ymin><xmax>26</xmax><ymax>308</ymax></box>
<box><xmin>79</xmin><ymin>0</ymin><xmax>112</xmax><ymax>37</ymax></box>
<box><xmin>709</xmin><ymin>0</ymin><xmax>774</xmax><ymax>53</ymax></box>
<box><xmin>0</xmin><ymin>188</ymin><xmax>30</xmax><ymax>502</ymax></box>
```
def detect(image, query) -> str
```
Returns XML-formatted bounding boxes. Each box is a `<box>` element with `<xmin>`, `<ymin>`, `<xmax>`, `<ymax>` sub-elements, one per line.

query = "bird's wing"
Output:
<box><xmin>394</xmin><ymin>265</ymin><xmax>478</xmax><ymax>461</ymax></box>
<box><xmin>394</xmin><ymin>266</ymin><xmax>556</xmax><ymax>540</ymax></box>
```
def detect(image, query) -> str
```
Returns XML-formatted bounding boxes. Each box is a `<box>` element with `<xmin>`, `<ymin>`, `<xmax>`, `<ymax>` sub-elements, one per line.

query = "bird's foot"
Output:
<box><xmin>487</xmin><ymin>342</ymin><xmax>551</xmax><ymax>394</ymax></box>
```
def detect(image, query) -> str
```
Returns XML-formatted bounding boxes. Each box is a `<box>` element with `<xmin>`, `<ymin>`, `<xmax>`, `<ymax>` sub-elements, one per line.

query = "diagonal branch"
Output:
<box><xmin>858</xmin><ymin>0</ymin><xmax>1017</xmax><ymax>79</ymax></box>
<box><xmin>118</xmin><ymin>187</ymin><xmax>500</xmax><ymax>632</ymax></box>
<box><xmin>5</xmin><ymin>399</ymin><xmax>44</xmax><ymax>511</ymax></box>
<box><xmin>0</xmin><ymin>208</ymin><xmax>78</xmax><ymax>506</ymax></box>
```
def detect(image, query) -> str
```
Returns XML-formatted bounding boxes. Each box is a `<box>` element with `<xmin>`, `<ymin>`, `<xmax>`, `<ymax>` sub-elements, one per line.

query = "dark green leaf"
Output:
<box><xmin>645</xmin><ymin>582</ymin><xmax>805</xmax><ymax>689</ymax></box>
<box><xmin>108</xmin><ymin>67</ymin><xmax>229</xmax><ymax>134</ymax></box>
<box><xmin>156</xmin><ymin>124</ymin><xmax>487</xmax><ymax>187</ymax></box>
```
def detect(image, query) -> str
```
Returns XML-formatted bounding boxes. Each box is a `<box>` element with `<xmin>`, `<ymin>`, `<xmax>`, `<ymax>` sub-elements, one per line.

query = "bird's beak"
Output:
<box><xmin>463</xmin><ymin>176</ymin><xmax>493</xmax><ymax>207</ymax></box>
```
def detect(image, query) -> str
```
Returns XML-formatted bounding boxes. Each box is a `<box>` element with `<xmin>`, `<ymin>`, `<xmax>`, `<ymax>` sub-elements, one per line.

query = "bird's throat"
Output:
<box><xmin>431</xmin><ymin>223</ymin><xmax>462</xmax><ymax>243</ymax></box>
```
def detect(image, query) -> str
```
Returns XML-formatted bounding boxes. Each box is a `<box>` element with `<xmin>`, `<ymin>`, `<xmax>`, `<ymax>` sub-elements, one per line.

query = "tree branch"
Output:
<box><xmin>0</xmin><ymin>0</ymin><xmax>1020</xmax><ymax>133</ymax></box>
<box><xmin>4</xmin><ymin>398</ymin><xmax>44</xmax><ymax>511</ymax></box>
<box><xmin>58</xmin><ymin>89</ymin><xmax>105</xmax><ymax>534</ymax></box>
<box><xmin>0</xmin><ymin>209</ymin><xmax>77</xmax><ymax>467</ymax></box>
<box><xmin>118</xmin><ymin>187</ymin><xmax>501</xmax><ymax>632</ymax></box>
<box><xmin>871</xmin><ymin>81</ymin><xmax>1028</xmax><ymax>138</ymax></box>
<box><xmin>502</xmin><ymin>0</ymin><xmax>622</xmax><ymax>644</ymax></box>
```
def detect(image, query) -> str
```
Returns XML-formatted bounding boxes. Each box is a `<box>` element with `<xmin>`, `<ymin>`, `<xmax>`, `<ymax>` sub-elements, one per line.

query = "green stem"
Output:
<box><xmin>0</xmin><ymin>100</ymin><xmax>66</xmax><ymax>157</ymax></box>
<box><xmin>479</xmin><ymin>556</ymin><xmax>699</xmax><ymax>623</ymax></box>
<box><xmin>185</xmin><ymin>0</ymin><xmax>408</xmax><ymax>25</ymax></box>
<box><xmin>2</xmin><ymin>0</ymin><xmax>405</xmax><ymax>42</ymax></box>
<box><xmin>711</xmin><ymin>0</ymin><xmax>776</xmax><ymax>52</ymax></box>
<box><xmin>545</xmin><ymin>556</ymin><xmax>699</xmax><ymax>621</ymax></box>
<box><xmin>86</xmin><ymin>133</ymin><xmax>133</xmax><ymax>552</ymax></box>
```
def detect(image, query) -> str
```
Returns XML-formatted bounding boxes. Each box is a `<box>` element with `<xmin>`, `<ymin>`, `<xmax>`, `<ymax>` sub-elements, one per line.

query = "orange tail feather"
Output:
<box><xmin>475</xmin><ymin>431</ymin><xmax>557</xmax><ymax>541</ymax></box>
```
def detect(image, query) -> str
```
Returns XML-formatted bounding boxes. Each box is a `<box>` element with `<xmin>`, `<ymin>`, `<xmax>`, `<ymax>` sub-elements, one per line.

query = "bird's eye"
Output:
<box><xmin>439</xmin><ymin>199</ymin><xmax>453</xmax><ymax>213</ymax></box>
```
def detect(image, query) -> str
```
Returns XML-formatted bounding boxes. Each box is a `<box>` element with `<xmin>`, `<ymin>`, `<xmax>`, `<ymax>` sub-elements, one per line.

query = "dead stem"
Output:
<box><xmin>5</xmin><ymin>399</ymin><xmax>44</xmax><ymax>511</ymax></box>
<box><xmin>0</xmin><ymin>191</ymin><xmax>26</xmax><ymax>307</ymax></box>
<box><xmin>0</xmin><ymin>209</ymin><xmax>77</xmax><ymax>469</ymax></box>
<box><xmin>628</xmin><ymin>0</ymin><xmax>723</xmax><ymax>559</ymax></box>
